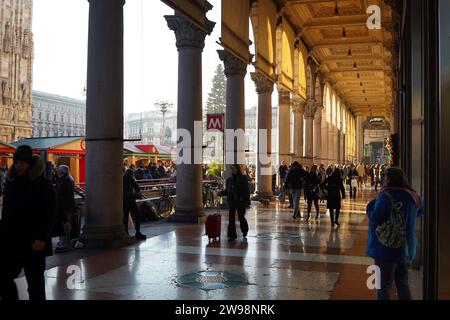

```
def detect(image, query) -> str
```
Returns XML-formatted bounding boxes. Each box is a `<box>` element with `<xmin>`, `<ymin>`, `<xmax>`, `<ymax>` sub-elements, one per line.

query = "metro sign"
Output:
<box><xmin>207</xmin><ymin>114</ymin><xmax>224</xmax><ymax>132</ymax></box>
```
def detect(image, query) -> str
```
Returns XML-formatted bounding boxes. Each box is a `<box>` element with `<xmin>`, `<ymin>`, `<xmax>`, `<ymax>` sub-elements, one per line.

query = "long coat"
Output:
<box><xmin>54</xmin><ymin>174</ymin><xmax>76</xmax><ymax>236</ymax></box>
<box><xmin>321</xmin><ymin>175</ymin><xmax>346</xmax><ymax>209</ymax></box>
<box><xmin>0</xmin><ymin>156</ymin><xmax>58</xmax><ymax>258</ymax></box>
<box><xmin>220</xmin><ymin>174</ymin><xmax>251</xmax><ymax>207</ymax></box>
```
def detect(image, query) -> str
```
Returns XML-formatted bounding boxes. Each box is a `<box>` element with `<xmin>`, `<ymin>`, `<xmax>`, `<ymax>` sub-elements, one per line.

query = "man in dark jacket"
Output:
<box><xmin>283</xmin><ymin>162</ymin><xmax>307</xmax><ymax>219</ymax></box>
<box><xmin>123</xmin><ymin>168</ymin><xmax>146</xmax><ymax>240</ymax></box>
<box><xmin>278</xmin><ymin>160</ymin><xmax>288</xmax><ymax>189</ymax></box>
<box><xmin>157</xmin><ymin>161</ymin><xmax>166</xmax><ymax>179</ymax></box>
<box><xmin>219</xmin><ymin>164</ymin><xmax>251</xmax><ymax>241</ymax></box>
<box><xmin>54</xmin><ymin>165</ymin><xmax>76</xmax><ymax>253</ymax></box>
<box><xmin>0</xmin><ymin>145</ymin><xmax>57</xmax><ymax>300</ymax></box>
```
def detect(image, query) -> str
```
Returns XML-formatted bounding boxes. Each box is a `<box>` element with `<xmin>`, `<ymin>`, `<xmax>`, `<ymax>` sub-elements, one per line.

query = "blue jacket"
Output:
<box><xmin>366</xmin><ymin>189</ymin><xmax>424</xmax><ymax>263</ymax></box>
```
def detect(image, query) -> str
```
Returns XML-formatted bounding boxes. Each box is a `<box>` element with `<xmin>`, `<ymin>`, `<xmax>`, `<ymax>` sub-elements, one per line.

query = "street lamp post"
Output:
<box><xmin>155</xmin><ymin>100</ymin><xmax>173</xmax><ymax>145</ymax></box>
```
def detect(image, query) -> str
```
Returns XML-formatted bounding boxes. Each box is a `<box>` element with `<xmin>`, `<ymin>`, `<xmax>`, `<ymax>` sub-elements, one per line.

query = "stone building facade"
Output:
<box><xmin>125</xmin><ymin>110</ymin><xmax>177</xmax><ymax>146</ymax></box>
<box><xmin>0</xmin><ymin>0</ymin><xmax>33</xmax><ymax>142</ymax></box>
<box><xmin>32</xmin><ymin>91</ymin><xmax>86</xmax><ymax>138</ymax></box>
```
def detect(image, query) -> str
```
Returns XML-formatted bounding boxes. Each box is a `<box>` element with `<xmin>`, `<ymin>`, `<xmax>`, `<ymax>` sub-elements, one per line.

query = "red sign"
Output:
<box><xmin>207</xmin><ymin>114</ymin><xmax>224</xmax><ymax>132</ymax></box>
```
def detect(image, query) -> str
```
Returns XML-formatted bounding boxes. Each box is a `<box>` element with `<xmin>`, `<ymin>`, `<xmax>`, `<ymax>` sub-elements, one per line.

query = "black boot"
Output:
<box><xmin>135</xmin><ymin>232</ymin><xmax>147</xmax><ymax>241</ymax></box>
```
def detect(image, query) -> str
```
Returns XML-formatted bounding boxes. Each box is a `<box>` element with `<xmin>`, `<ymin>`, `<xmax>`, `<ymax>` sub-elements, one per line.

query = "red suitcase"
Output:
<box><xmin>205</xmin><ymin>214</ymin><xmax>221</xmax><ymax>242</ymax></box>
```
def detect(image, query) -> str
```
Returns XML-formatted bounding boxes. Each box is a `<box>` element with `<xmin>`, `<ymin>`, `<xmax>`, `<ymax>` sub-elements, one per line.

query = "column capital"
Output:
<box><xmin>292</xmin><ymin>96</ymin><xmax>306</xmax><ymax>114</ymax></box>
<box><xmin>304</xmin><ymin>99</ymin><xmax>318</xmax><ymax>119</ymax></box>
<box><xmin>165</xmin><ymin>14</ymin><xmax>212</xmax><ymax>51</ymax></box>
<box><xmin>218</xmin><ymin>50</ymin><xmax>247</xmax><ymax>77</ymax></box>
<box><xmin>277</xmin><ymin>86</ymin><xmax>291</xmax><ymax>105</ymax></box>
<box><xmin>251</xmin><ymin>72</ymin><xmax>274</xmax><ymax>94</ymax></box>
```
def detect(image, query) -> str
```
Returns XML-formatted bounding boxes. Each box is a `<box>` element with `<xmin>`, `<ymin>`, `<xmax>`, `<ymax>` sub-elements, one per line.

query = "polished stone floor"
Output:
<box><xmin>15</xmin><ymin>187</ymin><xmax>422</xmax><ymax>300</ymax></box>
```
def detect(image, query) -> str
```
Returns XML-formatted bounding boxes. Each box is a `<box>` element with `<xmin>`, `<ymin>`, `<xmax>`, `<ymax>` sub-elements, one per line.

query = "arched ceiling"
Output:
<box><xmin>276</xmin><ymin>0</ymin><xmax>400</xmax><ymax>117</ymax></box>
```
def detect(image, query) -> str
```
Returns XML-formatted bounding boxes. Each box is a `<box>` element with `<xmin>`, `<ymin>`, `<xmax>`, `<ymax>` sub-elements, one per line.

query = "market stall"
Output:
<box><xmin>11</xmin><ymin>137</ymin><xmax>86</xmax><ymax>183</ymax></box>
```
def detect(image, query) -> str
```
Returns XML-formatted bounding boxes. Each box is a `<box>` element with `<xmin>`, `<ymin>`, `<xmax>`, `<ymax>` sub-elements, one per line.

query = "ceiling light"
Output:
<box><xmin>353</xmin><ymin>62</ymin><xmax>357</xmax><ymax>69</ymax></box>
<box><xmin>348</xmin><ymin>48</ymin><xmax>352</xmax><ymax>57</ymax></box>
<box><xmin>357</xmin><ymin>73</ymin><xmax>360</xmax><ymax>78</ymax></box>
<box><xmin>342</xmin><ymin>27</ymin><xmax>347</xmax><ymax>39</ymax></box>
<box><xmin>360</xmin><ymin>82</ymin><xmax>363</xmax><ymax>86</ymax></box>
<box><xmin>334</xmin><ymin>0</ymin><xmax>339</xmax><ymax>16</ymax></box>
<box><xmin>363</xmin><ymin>90</ymin><xmax>366</xmax><ymax>93</ymax></box>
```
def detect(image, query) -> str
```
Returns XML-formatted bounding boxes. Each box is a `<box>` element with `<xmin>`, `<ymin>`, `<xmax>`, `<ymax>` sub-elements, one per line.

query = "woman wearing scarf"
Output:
<box><xmin>366</xmin><ymin>167</ymin><xmax>424</xmax><ymax>300</ymax></box>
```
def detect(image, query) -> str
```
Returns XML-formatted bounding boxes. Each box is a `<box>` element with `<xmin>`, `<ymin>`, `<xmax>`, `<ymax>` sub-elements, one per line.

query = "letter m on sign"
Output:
<box><xmin>207</xmin><ymin>114</ymin><xmax>224</xmax><ymax>132</ymax></box>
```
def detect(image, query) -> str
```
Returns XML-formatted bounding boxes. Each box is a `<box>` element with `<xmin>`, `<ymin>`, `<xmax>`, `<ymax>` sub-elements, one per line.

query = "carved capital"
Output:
<box><xmin>251</xmin><ymin>72</ymin><xmax>274</xmax><ymax>94</ymax></box>
<box><xmin>277</xmin><ymin>86</ymin><xmax>290</xmax><ymax>106</ymax></box>
<box><xmin>291</xmin><ymin>96</ymin><xmax>306</xmax><ymax>114</ymax></box>
<box><xmin>165</xmin><ymin>15</ymin><xmax>211</xmax><ymax>51</ymax></box>
<box><xmin>304</xmin><ymin>99</ymin><xmax>317</xmax><ymax>119</ymax></box>
<box><xmin>218</xmin><ymin>50</ymin><xmax>247</xmax><ymax>77</ymax></box>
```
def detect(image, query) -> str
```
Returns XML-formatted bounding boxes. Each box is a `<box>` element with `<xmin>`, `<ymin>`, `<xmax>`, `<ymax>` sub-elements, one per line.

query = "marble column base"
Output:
<box><xmin>169</xmin><ymin>208</ymin><xmax>206</xmax><ymax>224</ymax></box>
<box><xmin>80</xmin><ymin>225</ymin><xmax>135</xmax><ymax>250</ymax></box>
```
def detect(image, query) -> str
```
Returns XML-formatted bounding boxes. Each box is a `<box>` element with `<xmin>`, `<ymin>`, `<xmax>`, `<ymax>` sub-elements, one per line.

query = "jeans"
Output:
<box><xmin>305</xmin><ymin>191</ymin><xmax>320</xmax><ymax>219</ymax></box>
<box><xmin>228</xmin><ymin>202</ymin><xmax>249</xmax><ymax>238</ymax></box>
<box><xmin>0</xmin><ymin>254</ymin><xmax>46</xmax><ymax>301</ymax></box>
<box><xmin>291</xmin><ymin>189</ymin><xmax>302</xmax><ymax>215</ymax></box>
<box><xmin>375</xmin><ymin>260</ymin><xmax>412</xmax><ymax>300</ymax></box>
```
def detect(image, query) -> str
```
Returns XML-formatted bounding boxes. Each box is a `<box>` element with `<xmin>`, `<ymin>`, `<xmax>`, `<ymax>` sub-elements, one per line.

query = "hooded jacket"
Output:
<box><xmin>0</xmin><ymin>156</ymin><xmax>58</xmax><ymax>258</ymax></box>
<box><xmin>366</xmin><ymin>188</ymin><xmax>424</xmax><ymax>263</ymax></box>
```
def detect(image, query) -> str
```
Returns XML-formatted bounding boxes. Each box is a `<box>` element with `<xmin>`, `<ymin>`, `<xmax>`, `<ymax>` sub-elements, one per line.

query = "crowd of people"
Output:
<box><xmin>123</xmin><ymin>160</ymin><xmax>177</xmax><ymax>181</ymax></box>
<box><xmin>278</xmin><ymin>161</ymin><xmax>390</xmax><ymax>226</ymax></box>
<box><xmin>0</xmin><ymin>145</ymin><xmax>424</xmax><ymax>301</ymax></box>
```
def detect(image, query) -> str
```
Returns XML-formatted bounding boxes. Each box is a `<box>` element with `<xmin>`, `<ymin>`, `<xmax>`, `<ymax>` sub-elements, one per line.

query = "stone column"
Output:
<box><xmin>327</xmin><ymin>121</ymin><xmax>334</xmax><ymax>164</ymax></box>
<box><xmin>218</xmin><ymin>50</ymin><xmax>247</xmax><ymax>175</ymax></box>
<box><xmin>356</xmin><ymin>116</ymin><xmax>365</xmax><ymax>162</ymax></box>
<box><xmin>334</xmin><ymin>126</ymin><xmax>339</xmax><ymax>164</ymax></box>
<box><xmin>321</xmin><ymin>113</ymin><xmax>329</xmax><ymax>165</ymax></box>
<box><xmin>251</xmin><ymin>72</ymin><xmax>274</xmax><ymax>200</ymax></box>
<box><xmin>277</xmin><ymin>88</ymin><xmax>291</xmax><ymax>167</ymax></box>
<box><xmin>313</xmin><ymin>106</ymin><xmax>323</xmax><ymax>164</ymax></box>
<box><xmin>292</xmin><ymin>97</ymin><xmax>305</xmax><ymax>162</ymax></box>
<box><xmin>304</xmin><ymin>99</ymin><xmax>316</xmax><ymax>167</ymax></box>
<box><xmin>81</xmin><ymin>0</ymin><xmax>131</xmax><ymax>249</ymax></box>
<box><xmin>166</xmin><ymin>14</ymin><xmax>214</xmax><ymax>223</ymax></box>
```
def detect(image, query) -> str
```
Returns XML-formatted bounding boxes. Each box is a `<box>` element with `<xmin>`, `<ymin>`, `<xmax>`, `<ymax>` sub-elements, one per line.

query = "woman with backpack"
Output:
<box><xmin>366</xmin><ymin>167</ymin><xmax>424</xmax><ymax>300</ymax></box>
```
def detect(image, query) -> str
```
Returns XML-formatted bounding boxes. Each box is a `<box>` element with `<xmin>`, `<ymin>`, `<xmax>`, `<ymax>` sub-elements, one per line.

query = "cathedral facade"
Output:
<box><xmin>0</xmin><ymin>0</ymin><xmax>33</xmax><ymax>143</ymax></box>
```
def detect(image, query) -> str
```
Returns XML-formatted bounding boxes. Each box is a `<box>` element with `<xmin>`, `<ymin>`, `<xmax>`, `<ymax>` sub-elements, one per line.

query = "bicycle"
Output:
<box><xmin>154</xmin><ymin>188</ymin><xmax>176</xmax><ymax>218</ymax></box>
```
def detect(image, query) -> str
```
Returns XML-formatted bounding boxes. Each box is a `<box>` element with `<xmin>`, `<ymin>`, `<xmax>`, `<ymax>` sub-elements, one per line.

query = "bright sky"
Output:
<box><xmin>32</xmin><ymin>0</ymin><xmax>261</xmax><ymax>114</ymax></box>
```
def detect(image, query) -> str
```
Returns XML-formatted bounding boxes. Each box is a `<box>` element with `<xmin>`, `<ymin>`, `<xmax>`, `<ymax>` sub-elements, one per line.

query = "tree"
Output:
<box><xmin>206</xmin><ymin>64</ymin><xmax>226</xmax><ymax>114</ymax></box>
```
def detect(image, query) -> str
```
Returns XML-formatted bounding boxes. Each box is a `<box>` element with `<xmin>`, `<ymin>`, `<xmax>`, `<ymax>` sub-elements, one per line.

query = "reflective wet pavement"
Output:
<box><xmin>15</xmin><ymin>187</ymin><xmax>422</xmax><ymax>300</ymax></box>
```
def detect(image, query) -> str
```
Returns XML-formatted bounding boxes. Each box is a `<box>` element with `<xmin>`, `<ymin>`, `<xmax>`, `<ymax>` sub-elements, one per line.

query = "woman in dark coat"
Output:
<box><xmin>304</xmin><ymin>165</ymin><xmax>321</xmax><ymax>222</ymax></box>
<box><xmin>321</xmin><ymin>168</ymin><xmax>346</xmax><ymax>227</ymax></box>
<box><xmin>219</xmin><ymin>164</ymin><xmax>251</xmax><ymax>241</ymax></box>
